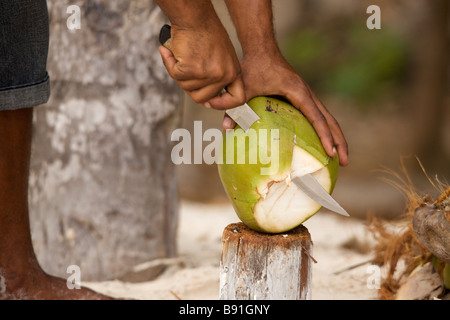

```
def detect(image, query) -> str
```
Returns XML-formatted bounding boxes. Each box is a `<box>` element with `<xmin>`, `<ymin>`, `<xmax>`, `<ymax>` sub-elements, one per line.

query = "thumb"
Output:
<box><xmin>159</xmin><ymin>46</ymin><xmax>177</xmax><ymax>76</ymax></box>
<box><xmin>222</xmin><ymin>113</ymin><xmax>236</xmax><ymax>131</ymax></box>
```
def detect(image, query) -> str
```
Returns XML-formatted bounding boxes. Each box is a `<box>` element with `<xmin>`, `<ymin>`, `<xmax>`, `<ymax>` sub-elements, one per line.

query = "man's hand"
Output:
<box><xmin>224</xmin><ymin>0</ymin><xmax>349</xmax><ymax>166</ymax></box>
<box><xmin>156</xmin><ymin>0</ymin><xmax>245</xmax><ymax>110</ymax></box>
<box><xmin>223</xmin><ymin>52</ymin><xmax>349</xmax><ymax>167</ymax></box>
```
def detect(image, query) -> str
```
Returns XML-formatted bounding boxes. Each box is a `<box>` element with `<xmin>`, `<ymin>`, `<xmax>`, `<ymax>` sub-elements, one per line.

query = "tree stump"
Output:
<box><xmin>219</xmin><ymin>223</ymin><xmax>313</xmax><ymax>300</ymax></box>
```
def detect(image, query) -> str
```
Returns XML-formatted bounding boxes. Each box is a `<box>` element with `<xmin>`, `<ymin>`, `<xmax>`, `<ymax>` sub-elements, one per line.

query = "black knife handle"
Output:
<box><xmin>159</xmin><ymin>24</ymin><xmax>172</xmax><ymax>50</ymax></box>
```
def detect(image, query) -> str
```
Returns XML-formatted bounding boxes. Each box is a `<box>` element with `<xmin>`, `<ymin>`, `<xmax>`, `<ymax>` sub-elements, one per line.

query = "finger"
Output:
<box><xmin>207</xmin><ymin>76</ymin><xmax>246</xmax><ymax>110</ymax></box>
<box><xmin>331</xmin><ymin>126</ymin><xmax>348</xmax><ymax>166</ymax></box>
<box><xmin>323</xmin><ymin>114</ymin><xmax>348</xmax><ymax>166</ymax></box>
<box><xmin>309</xmin><ymin>92</ymin><xmax>349</xmax><ymax>166</ymax></box>
<box><xmin>188</xmin><ymin>83</ymin><xmax>230</xmax><ymax>105</ymax></box>
<box><xmin>324</xmin><ymin>116</ymin><xmax>348</xmax><ymax>166</ymax></box>
<box><xmin>332</xmin><ymin>128</ymin><xmax>349</xmax><ymax>166</ymax></box>
<box><xmin>222</xmin><ymin>113</ymin><xmax>237</xmax><ymax>130</ymax></box>
<box><xmin>158</xmin><ymin>46</ymin><xmax>177</xmax><ymax>77</ymax></box>
<box><xmin>286</xmin><ymin>89</ymin><xmax>335</xmax><ymax>158</ymax></box>
<box><xmin>178</xmin><ymin>78</ymin><xmax>218</xmax><ymax>92</ymax></box>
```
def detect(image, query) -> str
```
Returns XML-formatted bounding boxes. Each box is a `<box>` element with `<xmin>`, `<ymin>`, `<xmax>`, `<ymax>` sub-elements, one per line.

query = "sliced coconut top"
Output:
<box><xmin>254</xmin><ymin>146</ymin><xmax>332</xmax><ymax>233</ymax></box>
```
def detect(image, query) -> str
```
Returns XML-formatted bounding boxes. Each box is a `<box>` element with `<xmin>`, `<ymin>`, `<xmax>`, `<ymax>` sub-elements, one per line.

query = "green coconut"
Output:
<box><xmin>218</xmin><ymin>96</ymin><xmax>339</xmax><ymax>233</ymax></box>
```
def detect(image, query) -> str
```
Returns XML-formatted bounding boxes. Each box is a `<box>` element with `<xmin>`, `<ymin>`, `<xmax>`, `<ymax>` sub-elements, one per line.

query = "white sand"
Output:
<box><xmin>85</xmin><ymin>201</ymin><xmax>379</xmax><ymax>300</ymax></box>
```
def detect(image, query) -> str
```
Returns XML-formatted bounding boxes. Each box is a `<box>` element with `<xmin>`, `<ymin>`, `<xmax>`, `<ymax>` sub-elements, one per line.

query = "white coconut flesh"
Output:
<box><xmin>253</xmin><ymin>146</ymin><xmax>331</xmax><ymax>233</ymax></box>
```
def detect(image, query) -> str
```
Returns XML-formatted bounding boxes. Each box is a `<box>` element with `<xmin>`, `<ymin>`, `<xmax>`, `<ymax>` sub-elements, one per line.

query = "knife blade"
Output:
<box><xmin>159</xmin><ymin>24</ymin><xmax>260</xmax><ymax>132</ymax></box>
<box><xmin>225</xmin><ymin>103</ymin><xmax>260</xmax><ymax>132</ymax></box>
<box><xmin>292</xmin><ymin>174</ymin><xmax>350</xmax><ymax>217</ymax></box>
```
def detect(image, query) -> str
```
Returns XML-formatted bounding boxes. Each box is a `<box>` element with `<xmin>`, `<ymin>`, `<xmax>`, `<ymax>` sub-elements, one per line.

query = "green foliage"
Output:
<box><xmin>281</xmin><ymin>23</ymin><xmax>410</xmax><ymax>109</ymax></box>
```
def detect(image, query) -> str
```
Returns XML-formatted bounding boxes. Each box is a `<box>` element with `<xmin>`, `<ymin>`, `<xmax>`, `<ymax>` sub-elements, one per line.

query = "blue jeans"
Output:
<box><xmin>0</xmin><ymin>0</ymin><xmax>50</xmax><ymax>110</ymax></box>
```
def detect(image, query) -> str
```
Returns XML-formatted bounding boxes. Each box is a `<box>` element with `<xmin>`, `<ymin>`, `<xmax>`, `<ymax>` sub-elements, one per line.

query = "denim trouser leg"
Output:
<box><xmin>0</xmin><ymin>0</ymin><xmax>50</xmax><ymax>110</ymax></box>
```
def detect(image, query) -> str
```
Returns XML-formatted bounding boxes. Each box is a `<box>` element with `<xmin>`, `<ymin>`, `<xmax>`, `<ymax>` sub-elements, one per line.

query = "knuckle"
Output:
<box><xmin>330</xmin><ymin>116</ymin><xmax>339</xmax><ymax>125</ymax></box>
<box><xmin>338</xmin><ymin>140</ymin><xmax>349</xmax><ymax>150</ymax></box>
<box><xmin>282</xmin><ymin>76</ymin><xmax>306</xmax><ymax>92</ymax></box>
<box><xmin>310</xmin><ymin>113</ymin><xmax>327</xmax><ymax>126</ymax></box>
<box><xmin>189</xmin><ymin>92</ymin><xmax>205</xmax><ymax>104</ymax></box>
<box><xmin>166</xmin><ymin>67</ymin><xmax>178</xmax><ymax>80</ymax></box>
<box><xmin>327</xmin><ymin>116</ymin><xmax>340</xmax><ymax>128</ymax></box>
<box><xmin>171</xmin><ymin>69</ymin><xmax>187</xmax><ymax>82</ymax></box>
<box><xmin>298</xmin><ymin>86</ymin><xmax>311</xmax><ymax>97</ymax></box>
<box><xmin>210</xmin><ymin>66</ymin><xmax>225</xmax><ymax>82</ymax></box>
<box><xmin>225</xmin><ymin>68</ymin><xmax>238</xmax><ymax>84</ymax></box>
<box><xmin>236</xmin><ymin>92</ymin><xmax>246</xmax><ymax>105</ymax></box>
<box><xmin>178</xmin><ymin>62</ymin><xmax>205</xmax><ymax>80</ymax></box>
<box><xmin>192</xmin><ymin>65</ymin><xmax>208</xmax><ymax>79</ymax></box>
<box><xmin>178</xmin><ymin>82</ymin><xmax>191</xmax><ymax>90</ymax></box>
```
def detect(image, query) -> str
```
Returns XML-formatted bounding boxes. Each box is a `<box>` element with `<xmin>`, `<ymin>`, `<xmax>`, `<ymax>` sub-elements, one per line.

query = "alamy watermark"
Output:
<box><xmin>0</xmin><ymin>274</ymin><xmax>6</xmax><ymax>296</ymax></box>
<box><xmin>66</xmin><ymin>5</ymin><xmax>81</xmax><ymax>30</ymax></box>
<box><xmin>66</xmin><ymin>265</ymin><xmax>81</xmax><ymax>290</ymax></box>
<box><xmin>63</xmin><ymin>263</ymin><xmax>381</xmax><ymax>292</ymax></box>
<box><xmin>170</xmin><ymin>121</ymin><xmax>280</xmax><ymax>176</ymax></box>
<box><xmin>367</xmin><ymin>5</ymin><xmax>381</xmax><ymax>30</ymax></box>
<box><xmin>366</xmin><ymin>265</ymin><xmax>381</xmax><ymax>290</ymax></box>
<box><xmin>65</xmin><ymin>4</ymin><xmax>381</xmax><ymax>31</ymax></box>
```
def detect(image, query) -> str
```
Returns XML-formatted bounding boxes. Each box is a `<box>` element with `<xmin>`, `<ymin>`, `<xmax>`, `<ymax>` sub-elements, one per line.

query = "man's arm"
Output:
<box><xmin>155</xmin><ymin>0</ymin><xmax>245</xmax><ymax>110</ymax></box>
<box><xmin>224</xmin><ymin>0</ymin><xmax>348</xmax><ymax>166</ymax></box>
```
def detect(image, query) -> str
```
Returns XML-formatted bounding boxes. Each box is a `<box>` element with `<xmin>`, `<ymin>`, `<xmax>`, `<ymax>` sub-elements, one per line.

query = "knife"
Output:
<box><xmin>159</xmin><ymin>24</ymin><xmax>260</xmax><ymax>132</ymax></box>
<box><xmin>159</xmin><ymin>24</ymin><xmax>349</xmax><ymax>217</ymax></box>
<box><xmin>293</xmin><ymin>174</ymin><xmax>349</xmax><ymax>217</ymax></box>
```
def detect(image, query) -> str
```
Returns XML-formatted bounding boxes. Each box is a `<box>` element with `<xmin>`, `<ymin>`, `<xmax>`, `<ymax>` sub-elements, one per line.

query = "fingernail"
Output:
<box><xmin>333</xmin><ymin>147</ymin><xmax>337</xmax><ymax>155</ymax></box>
<box><xmin>223</xmin><ymin>117</ymin><xmax>233</xmax><ymax>128</ymax></box>
<box><xmin>204</xmin><ymin>102</ymin><xmax>212</xmax><ymax>109</ymax></box>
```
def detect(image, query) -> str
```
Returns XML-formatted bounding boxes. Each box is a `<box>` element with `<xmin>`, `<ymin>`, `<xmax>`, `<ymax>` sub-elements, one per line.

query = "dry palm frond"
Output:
<box><xmin>435</xmin><ymin>186</ymin><xmax>450</xmax><ymax>207</ymax></box>
<box><xmin>367</xmin><ymin>157</ymin><xmax>449</xmax><ymax>300</ymax></box>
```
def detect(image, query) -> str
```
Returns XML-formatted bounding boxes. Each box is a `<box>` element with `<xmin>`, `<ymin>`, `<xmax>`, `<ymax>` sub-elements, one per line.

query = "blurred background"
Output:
<box><xmin>29</xmin><ymin>0</ymin><xmax>448</xmax><ymax>282</ymax></box>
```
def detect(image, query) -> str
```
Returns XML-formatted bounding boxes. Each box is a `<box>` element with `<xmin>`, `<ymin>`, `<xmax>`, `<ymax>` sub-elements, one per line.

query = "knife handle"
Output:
<box><xmin>159</xmin><ymin>24</ymin><xmax>227</xmax><ymax>96</ymax></box>
<box><xmin>159</xmin><ymin>24</ymin><xmax>172</xmax><ymax>50</ymax></box>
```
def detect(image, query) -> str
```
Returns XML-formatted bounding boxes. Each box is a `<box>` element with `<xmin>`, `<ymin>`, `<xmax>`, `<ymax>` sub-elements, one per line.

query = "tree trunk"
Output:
<box><xmin>410</xmin><ymin>0</ymin><xmax>449</xmax><ymax>172</ymax></box>
<box><xmin>220</xmin><ymin>223</ymin><xmax>313</xmax><ymax>300</ymax></box>
<box><xmin>29</xmin><ymin>0</ymin><xmax>181</xmax><ymax>281</ymax></box>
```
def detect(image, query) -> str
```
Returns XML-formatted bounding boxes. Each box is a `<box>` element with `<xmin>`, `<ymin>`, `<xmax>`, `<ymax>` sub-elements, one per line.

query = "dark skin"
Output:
<box><xmin>0</xmin><ymin>109</ymin><xmax>111</xmax><ymax>299</ymax></box>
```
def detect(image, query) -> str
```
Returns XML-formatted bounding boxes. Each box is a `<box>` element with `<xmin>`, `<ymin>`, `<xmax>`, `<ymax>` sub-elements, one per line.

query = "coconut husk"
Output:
<box><xmin>413</xmin><ymin>203</ymin><xmax>450</xmax><ymax>264</ymax></box>
<box><xmin>367</xmin><ymin>158</ymin><xmax>449</xmax><ymax>300</ymax></box>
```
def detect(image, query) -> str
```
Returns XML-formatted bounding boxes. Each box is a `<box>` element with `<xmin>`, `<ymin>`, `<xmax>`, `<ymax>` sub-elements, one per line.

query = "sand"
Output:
<box><xmin>85</xmin><ymin>200</ymin><xmax>379</xmax><ymax>300</ymax></box>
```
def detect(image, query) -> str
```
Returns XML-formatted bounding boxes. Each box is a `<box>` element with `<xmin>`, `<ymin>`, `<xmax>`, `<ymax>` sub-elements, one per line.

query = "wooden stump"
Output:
<box><xmin>219</xmin><ymin>223</ymin><xmax>313</xmax><ymax>300</ymax></box>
